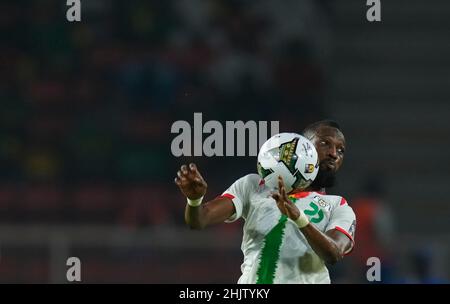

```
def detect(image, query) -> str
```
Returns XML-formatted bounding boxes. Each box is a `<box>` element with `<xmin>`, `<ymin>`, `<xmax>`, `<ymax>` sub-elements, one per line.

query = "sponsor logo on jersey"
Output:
<box><xmin>313</xmin><ymin>196</ymin><xmax>331</xmax><ymax>212</ymax></box>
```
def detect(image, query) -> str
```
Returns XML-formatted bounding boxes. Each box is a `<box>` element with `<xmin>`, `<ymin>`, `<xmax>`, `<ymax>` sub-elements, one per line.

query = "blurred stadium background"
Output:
<box><xmin>1</xmin><ymin>0</ymin><xmax>449</xmax><ymax>283</ymax></box>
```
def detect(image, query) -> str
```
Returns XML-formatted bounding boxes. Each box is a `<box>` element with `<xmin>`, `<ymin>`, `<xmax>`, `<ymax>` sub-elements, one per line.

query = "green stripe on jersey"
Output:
<box><xmin>256</xmin><ymin>215</ymin><xmax>288</xmax><ymax>284</ymax></box>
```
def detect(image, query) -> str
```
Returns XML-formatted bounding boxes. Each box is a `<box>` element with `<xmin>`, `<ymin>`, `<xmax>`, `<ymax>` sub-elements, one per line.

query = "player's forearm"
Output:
<box><xmin>184</xmin><ymin>197</ymin><xmax>235</xmax><ymax>230</ymax></box>
<box><xmin>184</xmin><ymin>204</ymin><xmax>208</xmax><ymax>230</ymax></box>
<box><xmin>300</xmin><ymin>224</ymin><xmax>343</xmax><ymax>265</ymax></box>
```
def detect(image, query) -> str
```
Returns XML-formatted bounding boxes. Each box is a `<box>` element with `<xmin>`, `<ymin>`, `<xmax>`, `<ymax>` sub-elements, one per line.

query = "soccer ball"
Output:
<box><xmin>257</xmin><ymin>133</ymin><xmax>319</xmax><ymax>193</ymax></box>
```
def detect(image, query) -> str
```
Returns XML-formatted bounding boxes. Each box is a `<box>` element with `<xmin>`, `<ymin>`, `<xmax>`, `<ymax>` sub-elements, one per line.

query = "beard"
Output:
<box><xmin>310</xmin><ymin>167</ymin><xmax>337</xmax><ymax>189</ymax></box>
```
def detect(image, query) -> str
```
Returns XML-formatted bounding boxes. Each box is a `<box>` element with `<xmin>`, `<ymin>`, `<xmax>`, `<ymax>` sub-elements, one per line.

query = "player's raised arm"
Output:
<box><xmin>175</xmin><ymin>163</ymin><xmax>236</xmax><ymax>230</ymax></box>
<box><xmin>273</xmin><ymin>176</ymin><xmax>352</xmax><ymax>265</ymax></box>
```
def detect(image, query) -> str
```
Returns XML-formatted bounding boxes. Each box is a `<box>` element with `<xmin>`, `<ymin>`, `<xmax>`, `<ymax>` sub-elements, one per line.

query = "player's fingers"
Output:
<box><xmin>280</xmin><ymin>180</ymin><xmax>291</xmax><ymax>202</ymax></box>
<box><xmin>274</xmin><ymin>196</ymin><xmax>282</xmax><ymax>207</ymax></box>
<box><xmin>189</xmin><ymin>163</ymin><xmax>197</xmax><ymax>173</ymax></box>
<box><xmin>280</xmin><ymin>186</ymin><xmax>286</xmax><ymax>200</ymax></box>
<box><xmin>177</xmin><ymin>171</ymin><xmax>186</xmax><ymax>180</ymax></box>
<box><xmin>194</xmin><ymin>176</ymin><xmax>205</xmax><ymax>185</ymax></box>
<box><xmin>192</xmin><ymin>165</ymin><xmax>206</xmax><ymax>182</ymax></box>
<box><xmin>281</xmin><ymin>187</ymin><xmax>288</xmax><ymax>202</ymax></box>
<box><xmin>272</xmin><ymin>193</ymin><xmax>287</xmax><ymax>213</ymax></box>
<box><xmin>178</xmin><ymin>169</ymin><xmax>186</xmax><ymax>178</ymax></box>
<box><xmin>272</xmin><ymin>193</ymin><xmax>283</xmax><ymax>208</ymax></box>
<box><xmin>187</xmin><ymin>163</ymin><xmax>198</xmax><ymax>178</ymax></box>
<box><xmin>279</xmin><ymin>201</ymin><xmax>288</xmax><ymax>215</ymax></box>
<box><xmin>272</xmin><ymin>192</ymin><xmax>281</xmax><ymax>202</ymax></box>
<box><xmin>276</xmin><ymin>181</ymin><xmax>292</xmax><ymax>212</ymax></box>
<box><xmin>175</xmin><ymin>177</ymin><xmax>186</xmax><ymax>187</ymax></box>
<box><xmin>283</xmin><ymin>201</ymin><xmax>291</xmax><ymax>212</ymax></box>
<box><xmin>278</xmin><ymin>176</ymin><xmax>286</xmax><ymax>197</ymax></box>
<box><xmin>181</xmin><ymin>164</ymin><xmax>188</xmax><ymax>175</ymax></box>
<box><xmin>284</xmin><ymin>202</ymin><xmax>296</xmax><ymax>218</ymax></box>
<box><xmin>284</xmin><ymin>201</ymin><xmax>294</xmax><ymax>211</ymax></box>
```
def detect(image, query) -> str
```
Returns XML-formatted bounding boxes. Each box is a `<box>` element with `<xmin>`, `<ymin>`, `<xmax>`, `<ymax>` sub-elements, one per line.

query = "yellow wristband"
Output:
<box><xmin>187</xmin><ymin>196</ymin><xmax>204</xmax><ymax>207</ymax></box>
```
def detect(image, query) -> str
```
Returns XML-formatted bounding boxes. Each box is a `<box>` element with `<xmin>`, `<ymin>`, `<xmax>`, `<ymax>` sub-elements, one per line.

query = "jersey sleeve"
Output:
<box><xmin>219</xmin><ymin>174</ymin><xmax>257</xmax><ymax>223</ymax></box>
<box><xmin>326</xmin><ymin>197</ymin><xmax>356</xmax><ymax>254</ymax></box>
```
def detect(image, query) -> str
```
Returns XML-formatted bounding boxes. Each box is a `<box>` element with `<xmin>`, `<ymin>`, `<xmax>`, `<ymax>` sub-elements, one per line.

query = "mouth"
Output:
<box><xmin>321</xmin><ymin>160</ymin><xmax>336</xmax><ymax>171</ymax></box>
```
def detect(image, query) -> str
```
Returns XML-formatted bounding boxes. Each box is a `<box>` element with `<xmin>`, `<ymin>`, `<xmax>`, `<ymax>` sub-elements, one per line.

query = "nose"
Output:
<box><xmin>328</xmin><ymin>146</ymin><xmax>338</xmax><ymax>160</ymax></box>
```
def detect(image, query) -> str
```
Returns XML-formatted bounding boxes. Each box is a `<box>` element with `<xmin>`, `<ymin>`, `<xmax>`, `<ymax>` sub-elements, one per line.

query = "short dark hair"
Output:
<box><xmin>302</xmin><ymin>120</ymin><xmax>342</xmax><ymax>139</ymax></box>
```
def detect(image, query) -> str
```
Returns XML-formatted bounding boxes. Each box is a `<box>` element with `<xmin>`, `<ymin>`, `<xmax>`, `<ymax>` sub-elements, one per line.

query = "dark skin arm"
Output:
<box><xmin>175</xmin><ymin>163</ymin><xmax>235</xmax><ymax>229</ymax></box>
<box><xmin>184</xmin><ymin>196</ymin><xmax>235</xmax><ymax>230</ymax></box>
<box><xmin>301</xmin><ymin>225</ymin><xmax>352</xmax><ymax>265</ymax></box>
<box><xmin>273</xmin><ymin>176</ymin><xmax>353</xmax><ymax>265</ymax></box>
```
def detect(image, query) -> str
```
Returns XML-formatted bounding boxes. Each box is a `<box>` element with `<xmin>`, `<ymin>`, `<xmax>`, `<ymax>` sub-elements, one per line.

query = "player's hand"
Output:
<box><xmin>272</xmin><ymin>176</ymin><xmax>301</xmax><ymax>221</ymax></box>
<box><xmin>174</xmin><ymin>163</ymin><xmax>208</xmax><ymax>200</ymax></box>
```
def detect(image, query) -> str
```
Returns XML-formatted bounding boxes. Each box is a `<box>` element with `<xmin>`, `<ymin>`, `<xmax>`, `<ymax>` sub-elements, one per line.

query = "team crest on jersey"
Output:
<box><xmin>313</xmin><ymin>196</ymin><xmax>331</xmax><ymax>212</ymax></box>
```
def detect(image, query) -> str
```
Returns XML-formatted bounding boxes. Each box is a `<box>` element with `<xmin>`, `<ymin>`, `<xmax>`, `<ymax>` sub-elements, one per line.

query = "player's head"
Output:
<box><xmin>302</xmin><ymin>120</ymin><xmax>346</xmax><ymax>189</ymax></box>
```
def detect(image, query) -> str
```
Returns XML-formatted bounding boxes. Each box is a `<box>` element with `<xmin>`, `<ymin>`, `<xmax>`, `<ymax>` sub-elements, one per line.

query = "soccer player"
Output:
<box><xmin>174</xmin><ymin>120</ymin><xmax>356</xmax><ymax>283</ymax></box>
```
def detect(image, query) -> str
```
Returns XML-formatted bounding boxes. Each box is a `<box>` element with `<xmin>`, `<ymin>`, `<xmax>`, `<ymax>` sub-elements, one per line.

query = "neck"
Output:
<box><xmin>305</xmin><ymin>185</ymin><xmax>325</xmax><ymax>191</ymax></box>
<box><xmin>290</xmin><ymin>186</ymin><xmax>326</xmax><ymax>195</ymax></box>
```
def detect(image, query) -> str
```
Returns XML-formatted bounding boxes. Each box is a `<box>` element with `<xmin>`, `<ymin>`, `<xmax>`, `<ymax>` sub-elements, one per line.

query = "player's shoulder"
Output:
<box><xmin>233</xmin><ymin>173</ymin><xmax>266</xmax><ymax>193</ymax></box>
<box><xmin>317</xmin><ymin>192</ymin><xmax>351</xmax><ymax>209</ymax></box>
<box><xmin>236</xmin><ymin>173</ymin><xmax>263</xmax><ymax>187</ymax></box>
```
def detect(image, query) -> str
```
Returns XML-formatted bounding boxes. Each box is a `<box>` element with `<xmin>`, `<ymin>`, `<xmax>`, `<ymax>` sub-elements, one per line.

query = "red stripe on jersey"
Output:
<box><xmin>220</xmin><ymin>193</ymin><xmax>235</xmax><ymax>200</ymax></box>
<box><xmin>258</xmin><ymin>179</ymin><xmax>265</xmax><ymax>186</ymax></box>
<box><xmin>335</xmin><ymin>226</ymin><xmax>355</xmax><ymax>255</ymax></box>
<box><xmin>289</xmin><ymin>191</ymin><xmax>311</xmax><ymax>199</ymax></box>
<box><xmin>335</xmin><ymin>226</ymin><xmax>354</xmax><ymax>241</ymax></box>
<box><xmin>340</xmin><ymin>197</ymin><xmax>347</xmax><ymax>206</ymax></box>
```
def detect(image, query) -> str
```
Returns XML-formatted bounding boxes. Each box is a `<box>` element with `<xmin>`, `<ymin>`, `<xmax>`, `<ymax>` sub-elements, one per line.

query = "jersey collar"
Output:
<box><xmin>288</xmin><ymin>188</ymin><xmax>326</xmax><ymax>199</ymax></box>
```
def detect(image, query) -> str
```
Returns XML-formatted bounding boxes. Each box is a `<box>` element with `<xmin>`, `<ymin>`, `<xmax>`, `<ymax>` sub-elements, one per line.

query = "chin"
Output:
<box><xmin>312</xmin><ymin>168</ymin><xmax>337</xmax><ymax>189</ymax></box>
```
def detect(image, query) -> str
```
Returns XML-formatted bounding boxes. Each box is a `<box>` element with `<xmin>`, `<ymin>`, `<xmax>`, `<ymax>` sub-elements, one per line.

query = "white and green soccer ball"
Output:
<box><xmin>257</xmin><ymin>133</ymin><xmax>319</xmax><ymax>193</ymax></box>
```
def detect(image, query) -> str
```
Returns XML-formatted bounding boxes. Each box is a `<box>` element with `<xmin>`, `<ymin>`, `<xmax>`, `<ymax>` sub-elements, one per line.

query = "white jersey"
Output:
<box><xmin>221</xmin><ymin>174</ymin><xmax>356</xmax><ymax>284</ymax></box>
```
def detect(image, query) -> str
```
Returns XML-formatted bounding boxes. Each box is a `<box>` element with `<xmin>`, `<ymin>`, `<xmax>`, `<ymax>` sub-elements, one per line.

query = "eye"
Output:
<box><xmin>338</xmin><ymin>148</ymin><xmax>345</xmax><ymax>155</ymax></box>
